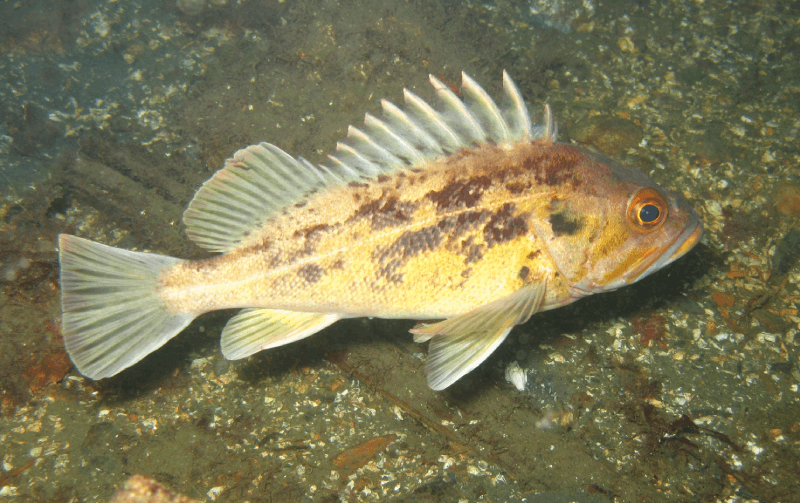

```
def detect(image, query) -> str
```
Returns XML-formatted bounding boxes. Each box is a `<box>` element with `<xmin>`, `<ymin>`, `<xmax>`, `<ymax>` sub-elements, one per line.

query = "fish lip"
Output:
<box><xmin>666</xmin><ymin>221</ymin><xmax>703</xmax><ymax>263</ymax></box>
<box><xmin>632</xmin><ymin>220</ymin><xmax>704</xmax><ymax>283</ymax></box>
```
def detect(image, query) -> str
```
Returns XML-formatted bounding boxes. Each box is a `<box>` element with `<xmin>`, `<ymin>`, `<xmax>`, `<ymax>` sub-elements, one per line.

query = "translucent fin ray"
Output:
<box><xmin>183</xmin><ymin>143</ymin><xmax>336</xmax><ymax>253</ymax></box>
<box><xmin>402</xmin><ymin>89</ymin><xmax>463</xmax><ymax>152</ymax></box>
<box><xmin>58</xmin><ymin>234</ymin><xmax>196</xmax><ymax>379</ymax></box>
<box><xmin>461</xmin><ymin>72</ymin><xmax>510</xmax><ymax>144</ymax></box>
<box><xmin>221</xmin><ymin>308</ymin><xmax>340</xmax><ymax>360</ymax></box>
<box><xmin>379</xmin><ymin>99</ymin><xmax>443</xmax><ymax>157</ymax></box>
<box><xmin>410</xmin><ymin>281</ymin><xmax>546</xmax><ymax>390</ymax></box>
<box><xmin>428</xmin><ymin>74</ymin><xmax>486</xmax><ymax>144</ymax></box>
<box><xmin>183</xmin><ymin>71</ymin><xmax>552</xmax><ymax>253</ymax></box>
<box><xmin>501</xmin><ymin>70</ymin><xmax>533</xmax><ymax>140</ymax></box>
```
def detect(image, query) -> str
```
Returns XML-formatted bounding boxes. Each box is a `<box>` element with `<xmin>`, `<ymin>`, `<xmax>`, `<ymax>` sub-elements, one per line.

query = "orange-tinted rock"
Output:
<box><xmin>631</xmin><ymin>314</ymin><xmax>666</xmax><ymax>345</ymax></box>
<box><xmin>776</xmin><ymin>185</ymin><xmax>800</xmax><ymax>215</ymax></box>
<box><xmin>332</xmin><ymin>434</ymin><xmax>398</xmax><ymax>476</ymax></box>
<box><xmin>712</xmin><ymin>291</ymin><xmax>736</xmax><ymax>308</ymax></box>
<box><xmin>21</xmin><ymin>349</ymin><xmax>72</xmax><ymax>394</ymax></box>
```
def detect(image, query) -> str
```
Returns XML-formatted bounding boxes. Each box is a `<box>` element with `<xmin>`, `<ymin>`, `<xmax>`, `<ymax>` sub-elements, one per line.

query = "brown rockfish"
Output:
<box><xmin>59</xmin><ymin>71</ymin><xmax>702</xmax><ymax>390</ymax></box>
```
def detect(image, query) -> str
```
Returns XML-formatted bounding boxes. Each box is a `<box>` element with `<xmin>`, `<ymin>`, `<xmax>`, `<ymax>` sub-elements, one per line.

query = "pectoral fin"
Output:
<box><xmin>221</xmin><ymin>308</ymin><xmax>340</xmax><ymax>360</ymax></box>
<box><xmin>410</xmin><ymin>281</ymin><xmax>546</xmax><ymax>390</ymax></box>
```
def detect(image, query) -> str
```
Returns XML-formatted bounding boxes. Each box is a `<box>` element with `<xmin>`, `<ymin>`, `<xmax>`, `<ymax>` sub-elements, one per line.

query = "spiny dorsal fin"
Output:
<box><xmin>183</xmin><ymin>72</ymin><xmax>556</xmax><ymax>253</ymax></box>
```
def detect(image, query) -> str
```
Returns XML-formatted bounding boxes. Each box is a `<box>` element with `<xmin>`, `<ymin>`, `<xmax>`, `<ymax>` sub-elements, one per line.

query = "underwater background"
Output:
<box><xmin>1</xmin><ymin>0</ymin><xmax>799</xmax><ymax>501</ymax></box>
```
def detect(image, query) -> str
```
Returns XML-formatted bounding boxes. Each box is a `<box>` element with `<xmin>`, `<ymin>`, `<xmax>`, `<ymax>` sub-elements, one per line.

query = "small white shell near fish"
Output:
<box><xmin>505</xmin><ymin>361</ymin><xmax>528</xmax><ymax>391</ymax></box>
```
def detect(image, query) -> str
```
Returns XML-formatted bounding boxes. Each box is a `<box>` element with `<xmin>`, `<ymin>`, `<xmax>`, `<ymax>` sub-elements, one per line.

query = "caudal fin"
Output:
<box><xmin>58</xmin><ymin>234</ymin><xmax>196</xmax><ymax>379</ymax></box>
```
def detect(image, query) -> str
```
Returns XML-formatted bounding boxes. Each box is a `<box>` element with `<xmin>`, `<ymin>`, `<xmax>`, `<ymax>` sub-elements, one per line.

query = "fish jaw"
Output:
<box><xmin>629</xmin><ymin>219</ymin><xmax>703</xmax><ymax>283</ymax></box>
<box><xmin>579</xmin><ymin>219</ymin><xmax>702</xmax><ymax>295</ymax></box>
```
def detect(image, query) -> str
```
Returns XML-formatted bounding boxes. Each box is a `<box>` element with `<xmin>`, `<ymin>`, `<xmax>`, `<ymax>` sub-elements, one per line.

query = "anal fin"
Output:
<box><xmin>221</xmin><ymin>308</ymin><xmax>340</xmax><ymax>360</ymax></box>
<box><xmin>410</xmin><ymin>281</ymin><xmax>546</xmax><ymax>390</ymax></box>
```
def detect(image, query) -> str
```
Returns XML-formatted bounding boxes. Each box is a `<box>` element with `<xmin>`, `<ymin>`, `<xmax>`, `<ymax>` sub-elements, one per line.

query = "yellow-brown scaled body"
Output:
<box><xmin>58</xmin><ymin>71</ymin><xmax>702</xmax><ymax>390</ymax></box>
<box><xmin>159</xmin><ymin>141</ymin><xmax>581</xmax><ymax>318</ymax></box>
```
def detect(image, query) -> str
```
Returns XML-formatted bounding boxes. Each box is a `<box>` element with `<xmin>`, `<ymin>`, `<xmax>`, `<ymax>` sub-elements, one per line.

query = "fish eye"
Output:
<box><xmin>639</xmin><ymin>204</ymin><xmax>660</xmax><ymax>223</ymax></box>
<box><xmin>627</xmin><ymin>188</ymin><xmax>667</xmax><ymax>233</ymax></box>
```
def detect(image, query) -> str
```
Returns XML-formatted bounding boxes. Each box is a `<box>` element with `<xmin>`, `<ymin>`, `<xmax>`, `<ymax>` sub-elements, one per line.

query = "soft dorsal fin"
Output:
<box><xmin>183</xmin><ymin>71</ymin><xmax>556</xmax><ymax>253</ymax></box>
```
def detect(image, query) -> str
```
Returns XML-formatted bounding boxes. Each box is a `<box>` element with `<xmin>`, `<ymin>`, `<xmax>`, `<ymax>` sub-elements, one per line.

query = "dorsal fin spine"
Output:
<box><xmin>501</xmin><ymin>69</ymin><xmax>532</xmax><ymax>140</ymax></box>
<box><xmin>428</xmin><ymin>74</ymin><xmax>486</xmax><ymax>144</ymax></box>
<box><xmin>334</xmin><ymin>142</ymin><xmax>381</xmax><ymax>176</ymax></box>
<box><xmin>380</xmin><ymin>99</ymin><xmax>443</xmax><ymax>157</ymax></box>
<box><xmin>461</xmin><ymin>72</ymin><xmax>510</xmax><ymax>143</ymax></box>
<box><xmin>402</xmin><ymin>89</ymin><xmax>463</xmax><ymax>151</ymax></box>
<box><xmin>345</xmin><ymin>126</ymin><xmax>404</xmax><ymax>171</ymax></box>
<box><xmin>184</xmin><ymin>71</ymin><xmax>547</xmax><ymax>253</ymax></box>
<box><xmin>362</xmin><ymin>114</ymin><xmax>426</xmax><ymax>165</ymax></box>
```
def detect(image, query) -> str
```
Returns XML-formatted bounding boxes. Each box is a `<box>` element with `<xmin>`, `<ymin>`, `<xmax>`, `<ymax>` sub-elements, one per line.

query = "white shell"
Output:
<box><xmin>505</xmin><ymin>361</ymin><xmax>528</xmax><ymax>391</ymax></box>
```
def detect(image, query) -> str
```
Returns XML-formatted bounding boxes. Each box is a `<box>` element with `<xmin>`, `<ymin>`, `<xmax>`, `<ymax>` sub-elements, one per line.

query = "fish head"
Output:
<box><xmin>532</xmin><ymin>146</ymin><xmax>703</xmax><ymax>298</ymax></box>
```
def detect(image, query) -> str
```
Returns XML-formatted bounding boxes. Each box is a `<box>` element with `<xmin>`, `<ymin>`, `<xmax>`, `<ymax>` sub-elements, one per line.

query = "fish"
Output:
<box><xmin>58</xmin><ymin>71</ymin><xmax>703</xmax><ymax>390</ymax></box>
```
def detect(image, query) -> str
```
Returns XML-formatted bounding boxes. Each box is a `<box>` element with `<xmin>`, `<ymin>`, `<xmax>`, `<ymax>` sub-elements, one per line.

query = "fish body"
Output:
<box><xmin>59</xmin><ymin>72</ymin><xmax>702</xmax><ymax>389</ymax></box>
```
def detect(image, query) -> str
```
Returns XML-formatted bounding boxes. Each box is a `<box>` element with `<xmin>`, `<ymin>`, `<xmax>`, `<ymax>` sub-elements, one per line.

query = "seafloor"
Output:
<box><xmin>1</xmin><ymin>0</ymin><xmax>799</xmax><ymax>502</ymax></box>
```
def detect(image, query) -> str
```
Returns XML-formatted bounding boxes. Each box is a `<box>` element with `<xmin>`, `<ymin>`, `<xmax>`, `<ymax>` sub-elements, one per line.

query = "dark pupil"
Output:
<box><xmin>639</xmin><ymin>204</ymin><xmax>660</xmax><ymax>223</ymax></box>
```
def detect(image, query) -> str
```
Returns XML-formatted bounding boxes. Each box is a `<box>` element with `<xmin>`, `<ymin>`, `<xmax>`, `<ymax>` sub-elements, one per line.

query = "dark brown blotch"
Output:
<box><xmin>436</xmin><ymin>211</ymin><xmax>487</xmax><ymax>235</ymax></box>
<box><xmin>395</xmin><ymin>226</ymin><xmax>445</xmax><ymax>259</ymax></box>
<box><xmin>518</xmin><ymin>266</ymin><xmax>530</xmax><ymax>280</ymax></box>
<box><xmin>506</xmin><ymin>181</ymin><xmax>532</xmax><ymax>195</ymax></box>
<box><xmin>549</xmin><ymin>211</ymin><xmax>583</xmax><ymax>236</ymax></box>
<box><xmin>294</xmin><ymin>223</ymin><xmax>330</xmax><ymax>239</ymax></box>
<box><xmin>351</xmin><ymin>193</ymin><xmax>416</xmax><ymax>230</ymax></box>
<box><xmin>426</xmin><ymin>175</ymin><xmax>492</xmax><ymax>211</ymax></box>
<box><xmin>483</xmin><ymin>203</ymin><xmax>528</xmax><ymax>246</ymax></box>
<box><xmin>372</xmin><ymin>225</ymin><xmax>446</xmax><ymax>283</ymax></box>
<box><xmin>297</xmin><ymin>264</ymin><xmax>324</xmax><ymax>284</ymax></box>
<box><xmin>460</xmin><ymin>235</ymin><xmax>485</xmax><ymax>264</ymax></box>
<box><xmin>435</xmin><ymin>211</ymin><xmax>489</xmax><ymax>264</ymax></box>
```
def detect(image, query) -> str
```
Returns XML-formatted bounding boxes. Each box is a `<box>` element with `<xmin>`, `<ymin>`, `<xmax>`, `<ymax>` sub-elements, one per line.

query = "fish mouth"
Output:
<box><xmin>630</xmin><ymin>220</ymin><xmax>704</xmax><ymax>284</ymax></box>
<box><xmin>568</xmin><ymin>220</ymin><xmax>703</xmax><ymax>298</ymax></box>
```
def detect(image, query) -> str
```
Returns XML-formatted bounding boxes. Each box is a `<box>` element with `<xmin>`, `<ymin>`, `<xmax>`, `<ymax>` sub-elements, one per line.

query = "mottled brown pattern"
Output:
<box><xmin>297</xmin><ymin>264</ymin><xmax>324</xmax><ymax>284</ymax></box>
<box><xmin>350</xmin><ymin>193</ymin><xmax>417</xmax><ymax>230</ymax></box>
<box><xmin>425</xmin><ymin>175</ymin><xmax>492</xmax><ymax>211</ymax></box>
<box><xmin>484</xmin><ymin>203</ymin><xmax>528</xmax><ymax>246</ymax></box>
<box><xmin>461</xmin><ymin>235</ymin><xmax>484</xmax><ymax>264</ymax></box>
<box><xmin>435</xmin><ymin>211</ymin><xmax>490</xmax><ymax>252</ymax></box>
<box><xmin>294</xmin><ymin>223</ymin><xmax>330</xmax><ymax>239</ymax></box>
<box><xmin>373</xmin><ymin>224</ymin><xmax>448</xmax><ymax>283</ymax></box>
<box><xmin>525</xmin><ymin>144</ymin><xmax>584</xmax><ymax>188</ymax></box>
<box><xmin>506</xmin><ymin>180</ymin><xmax>533</xmax><ymax>195</ymax></box>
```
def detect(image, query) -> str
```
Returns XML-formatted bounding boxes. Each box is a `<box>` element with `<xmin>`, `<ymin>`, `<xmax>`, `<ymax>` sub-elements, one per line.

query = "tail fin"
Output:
<box><xmin>58</xmin><ymin>234</ymin><xmax>196</xmax><ymax>379</ymax></box>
